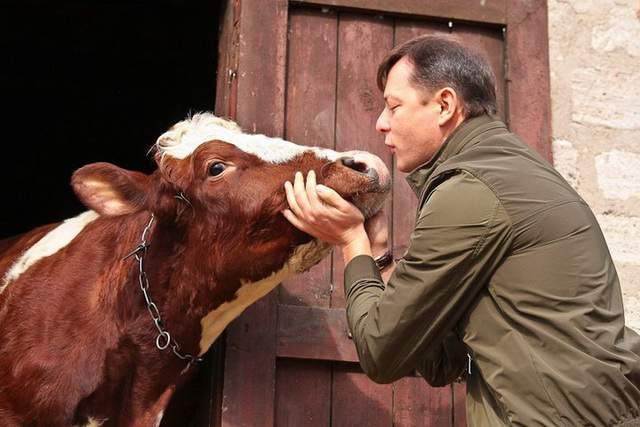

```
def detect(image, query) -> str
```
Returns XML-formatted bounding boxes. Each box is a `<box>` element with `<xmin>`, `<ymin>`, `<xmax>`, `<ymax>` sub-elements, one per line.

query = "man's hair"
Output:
<box><xmin>377</xmin><ymin>35</ymin><xmax>498</xmax><ymax>118</ymax></box>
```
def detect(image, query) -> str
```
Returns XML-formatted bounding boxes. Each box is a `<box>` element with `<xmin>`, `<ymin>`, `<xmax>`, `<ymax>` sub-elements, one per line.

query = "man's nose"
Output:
<box><xmin>375</xmin><ymin>110</ymin><xmax>390</xmax><ymax>133</ymax></box>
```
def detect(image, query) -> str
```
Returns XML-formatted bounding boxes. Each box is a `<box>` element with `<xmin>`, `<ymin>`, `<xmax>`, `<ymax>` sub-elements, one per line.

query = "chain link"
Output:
<box><xmin>125</xmin><ymin>214</ymin><xmax>203</xmax><ymax>367</ymax></box>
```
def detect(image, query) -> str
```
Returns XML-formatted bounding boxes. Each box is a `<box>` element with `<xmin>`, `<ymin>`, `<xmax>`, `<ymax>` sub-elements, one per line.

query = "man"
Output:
<box><xmin>283</xmin><ymin>35</ymin><xmax>640</xmax><ymax>426</ymax></box>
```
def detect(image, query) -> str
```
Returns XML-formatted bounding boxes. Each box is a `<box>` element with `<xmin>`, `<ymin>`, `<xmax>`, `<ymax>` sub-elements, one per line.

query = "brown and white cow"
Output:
<box><xmin>0</xmin><ymin>113</ymin><xmax>390</xmax><ymax>426</ymax></box>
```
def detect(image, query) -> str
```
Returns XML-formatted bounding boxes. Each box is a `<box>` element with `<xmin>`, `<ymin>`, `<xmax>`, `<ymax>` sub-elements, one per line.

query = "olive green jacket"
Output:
<box><xmin>344</xmin><ymin>115</ymin><xmax>640</xmax><ymax>426</ymax></box>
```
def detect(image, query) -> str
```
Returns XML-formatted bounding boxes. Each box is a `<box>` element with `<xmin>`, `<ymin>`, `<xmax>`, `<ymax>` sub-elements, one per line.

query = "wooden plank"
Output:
<box><xmin>277</xmin><ymin>304</ymin><xmax>358</xmax><ymax>362</ymax></box>
<box><xmin>214</xmin><ymin>0</ymin><xmax>240</xmax><ymax>119</ymax></box>
<box><xmin>234</xmin><ymin>0</ymin><xmax>288</xmax><ymax>135</ymax></box>
<box><xmin>332</xmin><ymin>364</ymin><xmax>393</xmax><ymax>426</ymax></box>
<box><xmin>291</xmin><ymin>0</ymin><xmax>507</xmax><ymax>25</ymax></box>
<box><xmin>506</xmin><ymin>0</ymin><xmax>552</xmax><ymax>161</ymax></box>
<box><xmin>393</xmin><ymin>376</ymin><xmax>452</xmax><ymax>426</ymax></box>
<box><xmin>391</xmin><ymin>21</ymin><xmax>448</xmax><ymax>256</ymax></box>
<box><xmin>453</xmin><ymin>24</ymin><xmax>507</xmax><ymax>122</ymax></box>
<box><xmin>221</xmin><ymin>1</ymin><xmax>288</xmax><ymax>426</ymax></box>
<box><xmin>275</xmin><ymin>359</ymin><xmax>332</xmax><ymax>426</ymax></box>
<box><xmin>222</xmin><ymin>295</ymin><xmax>278</xmax><ymax>427</ymax></box>
<box><xmin>332</xmin><ymin>11</ymin><xmax>393</xmax><ymax>308</ymax></box>
<box><xmin>280</xmin><ymin>7</ymin><xmax>337</xmax><ymax>307</ymax></box>
<box><xmin>452</xmin><ymin>382</ymin><xmax>467</xmax><ymax>426</ymax></box>
<box><xmin>277</xmin><ymin>11</ymin><xmax>336</xmax><ymax>426</ymax></box>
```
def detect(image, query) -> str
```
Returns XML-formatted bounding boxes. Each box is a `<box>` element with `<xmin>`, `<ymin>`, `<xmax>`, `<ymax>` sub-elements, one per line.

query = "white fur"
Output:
<box><xmin>155</xmin><ymin>112</ymin><xmax>339</xmax><ymax>164</ymax></box>
<box><xmin>155</xmin><ymin>410</ymin><xmax>164</xmax><ymax>427</ymax></box>
<box><xmin>75</xmin><ymin>417</ymin><xmax>106</xmax><ymax>427</ymax></box>
<box><xmin>1</xmin><ymin>211</ymin><xmax>99</xmax><ymax>292</ymax></box>
<box><xmin>198</xmin><ymin>239</ymin><xmax>330</xmax><ymax>355</ymax></box>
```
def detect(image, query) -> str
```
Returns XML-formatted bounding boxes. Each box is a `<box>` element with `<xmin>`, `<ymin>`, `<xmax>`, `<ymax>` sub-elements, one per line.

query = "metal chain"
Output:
<box><xmin>124</xmin><ymin>214</ymin><xmax>203</xmax><ymax>367</ymax></box>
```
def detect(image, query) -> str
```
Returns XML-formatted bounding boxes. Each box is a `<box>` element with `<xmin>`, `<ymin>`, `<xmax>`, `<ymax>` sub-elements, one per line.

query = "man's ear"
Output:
<box><xmin>71</xmin><ymin>162</ymin><xmax>151</xmax><ymax>216</ymax></box>
<box><xmin>436</xmin><ymin>87</ymin><xmax>462</xmax><ymax>126</ymax></box>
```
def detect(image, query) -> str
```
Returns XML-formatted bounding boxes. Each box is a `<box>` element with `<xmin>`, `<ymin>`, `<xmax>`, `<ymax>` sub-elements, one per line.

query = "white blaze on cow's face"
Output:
<box><xmin>155</xmin><ymin>113</ymin><xmax>340</xmax><ymax>165</ymax></box>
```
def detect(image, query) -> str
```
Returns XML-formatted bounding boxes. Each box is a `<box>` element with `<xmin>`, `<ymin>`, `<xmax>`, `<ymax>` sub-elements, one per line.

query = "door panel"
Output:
<box><xmin>275</xmin><ymin>359</ymin><xmax>332</xmax><ymax>426</ymax></box>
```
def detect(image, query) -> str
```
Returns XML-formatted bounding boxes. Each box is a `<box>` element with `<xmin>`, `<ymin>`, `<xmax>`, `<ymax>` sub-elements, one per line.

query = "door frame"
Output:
<box><xmin>214</xmin><ymin>1</ymin><xmax>551</xmax><ymax>425</ymax></box>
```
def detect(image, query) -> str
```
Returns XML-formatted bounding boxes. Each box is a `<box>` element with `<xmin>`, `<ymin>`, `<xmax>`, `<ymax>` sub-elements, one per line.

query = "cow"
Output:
<box><xmin>0</xmin><ymin>113</ymin><xmax>391</xmax><ymax>426</ymax></box>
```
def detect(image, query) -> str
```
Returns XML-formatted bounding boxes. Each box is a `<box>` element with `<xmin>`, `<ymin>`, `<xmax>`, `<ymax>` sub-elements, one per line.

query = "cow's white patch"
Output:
<box><xmin>155</xmin><ymin>410</ymin><xmax>164</xmax><ymax>427</ymax></box>
<box><xmin>1</xmin><ymin>210</ymin><xmax>99</xmax><ymax>292</ymax></box>
<box><xmin>75</xmin><ymin>417</ymin><xmax>107</xmax><ymax>427</ymax></box>
<box><xmin>198</xmin><ymin>239</ymin><xmax>331</xmax><ymax>355</ymax></box>
<box><xmin>155</xmin><ymin>112</ymin><xmax>339</xmax><ymax>164</ymax></box>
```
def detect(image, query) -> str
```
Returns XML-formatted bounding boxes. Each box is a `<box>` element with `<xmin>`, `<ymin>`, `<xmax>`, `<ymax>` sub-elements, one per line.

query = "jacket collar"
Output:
<box><xmin>405</xmin><ymin>114</ymin><xmax>506</xmax><ymax>196</ymax></box>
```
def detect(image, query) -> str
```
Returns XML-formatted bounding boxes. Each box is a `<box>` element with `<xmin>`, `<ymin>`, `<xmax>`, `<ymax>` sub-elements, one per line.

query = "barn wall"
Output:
<box><xmin>547</xmin><ymin>0</ymin><xmax>640</xmax><ymax>331</ymax></box>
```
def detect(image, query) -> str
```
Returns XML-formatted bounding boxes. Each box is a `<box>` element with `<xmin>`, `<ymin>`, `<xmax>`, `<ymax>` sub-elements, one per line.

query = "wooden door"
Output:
<box><xmin>214</xmin><ymin>1</ymin><xmax>550</xmax><ymax>425</ymax></box>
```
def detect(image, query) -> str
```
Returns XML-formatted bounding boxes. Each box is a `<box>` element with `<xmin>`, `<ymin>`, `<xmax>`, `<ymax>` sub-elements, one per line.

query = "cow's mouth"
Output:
<box><xmin>350</xmin><ymin>189</ymin><xmax>388</xmax><ymax>219</ymax></box>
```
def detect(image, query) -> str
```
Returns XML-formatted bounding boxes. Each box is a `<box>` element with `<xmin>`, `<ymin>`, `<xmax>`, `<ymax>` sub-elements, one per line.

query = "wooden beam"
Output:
<box><xmin>290</xmin><ymin>0</ymin><xmax>507</xmax><ymax>25</ymax></box>
<box><xmin>506</xmin><ymin>0</ymin><xmax>552</xmax><ymax>162</ymax></box>
<box><xmin>277</xmin><ymin>304</ymin><xmax>359</xmax><ymax>362</ymax></box>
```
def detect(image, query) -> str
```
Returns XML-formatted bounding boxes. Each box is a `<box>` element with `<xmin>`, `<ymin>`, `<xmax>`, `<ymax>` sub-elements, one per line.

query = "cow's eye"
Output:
<box><xmin>209</xmin><ymin>162</ymin><xmax>226</xmax><ymax>176</ymax></box>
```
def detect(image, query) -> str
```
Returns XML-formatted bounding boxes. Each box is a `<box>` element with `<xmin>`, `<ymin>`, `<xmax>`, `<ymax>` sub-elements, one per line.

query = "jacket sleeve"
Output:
<box><xmin>343</xmin><ymin>172</ymin><xmax>513</xmax><ymax>384</ymax></box>
<box><xmin>416</xmin><ymin>331</ymin><xmax>468</xmax><ymax>387</ymax></box>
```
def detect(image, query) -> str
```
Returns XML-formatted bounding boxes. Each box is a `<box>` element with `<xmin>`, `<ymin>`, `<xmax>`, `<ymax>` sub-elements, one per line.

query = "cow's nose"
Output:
<box><xmin>343</xmin><ymin>151</ymin><xmax>391</xmax><ymax>188</ymax></box>
<box><xmin>339</xmin><ymin>157</ymin><xmax>370</xmax><ymax>175</ymax></box>
<box><xmin>339</xmin><ymin>155</ymin><xmax>382</xmax><ymax>183</ymax></box>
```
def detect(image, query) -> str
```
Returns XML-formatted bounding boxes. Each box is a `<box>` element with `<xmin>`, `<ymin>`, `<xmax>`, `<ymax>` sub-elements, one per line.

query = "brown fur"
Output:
<box><xmin>0</xmin><ymin>140</ymin><xmax>388</xmax><ymax>426</ymax></box>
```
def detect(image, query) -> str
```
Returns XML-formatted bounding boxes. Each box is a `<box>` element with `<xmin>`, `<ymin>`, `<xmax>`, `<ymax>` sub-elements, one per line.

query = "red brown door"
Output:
<box><xmin>214</xmin><ymin>1</ymin><xmax>551</xmax><ymax>425</ymax></box>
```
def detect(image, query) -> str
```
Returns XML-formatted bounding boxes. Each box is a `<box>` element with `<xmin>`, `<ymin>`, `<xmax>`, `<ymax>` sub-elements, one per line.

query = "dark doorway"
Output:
<box><xmin>1</xmin><ymin>0</ymin><xmax>220</xmax><ymax>238</ymax></box>
<box><xmin>0</xmin><ymin>1</ymin><xmax>223</xmax><ymax>425</ymax></box>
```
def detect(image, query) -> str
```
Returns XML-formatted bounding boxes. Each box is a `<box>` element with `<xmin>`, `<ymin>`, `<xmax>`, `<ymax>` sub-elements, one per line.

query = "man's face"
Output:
<box><xmin>376</xmin><ymin>57</ymin><xmax>445</xmax><ymax>173</ymax></box>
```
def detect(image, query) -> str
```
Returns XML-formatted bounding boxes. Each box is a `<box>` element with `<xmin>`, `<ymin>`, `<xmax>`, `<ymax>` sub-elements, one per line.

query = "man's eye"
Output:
<box><xmin>209</xmin><ymin>162</ymin><xmax>226</xmax><ymax>176</ymax></box>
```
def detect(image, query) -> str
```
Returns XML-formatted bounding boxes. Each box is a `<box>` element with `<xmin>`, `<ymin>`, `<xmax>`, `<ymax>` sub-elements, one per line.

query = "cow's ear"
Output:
<box><xmin>72</xmin><ymin>162</ymin><xmax>150</xmax><ymax>216</ymax></box>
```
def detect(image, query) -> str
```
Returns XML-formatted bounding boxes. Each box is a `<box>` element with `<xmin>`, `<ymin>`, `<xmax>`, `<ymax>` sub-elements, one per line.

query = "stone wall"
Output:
<box><xmin>548</xmin><ymin>0</ymin><xmax>640</xmax><ymax>331</ymax></box>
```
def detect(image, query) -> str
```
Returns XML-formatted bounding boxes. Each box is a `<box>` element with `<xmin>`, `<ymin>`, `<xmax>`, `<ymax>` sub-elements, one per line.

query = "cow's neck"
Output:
<box><xmin>112</xmin><ymin>212</ymin><xmax>205</xmax><ymax>372</ymax></box>
<box><xmin>122</xmin><ymin>211</ymin><xmax>245</xmax><ymax>365</ymax></box>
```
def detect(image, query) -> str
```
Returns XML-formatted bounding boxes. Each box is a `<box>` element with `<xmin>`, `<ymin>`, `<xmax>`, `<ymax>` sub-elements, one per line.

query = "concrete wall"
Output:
<box><xmin>548</xmin><ymin>0</ymin><xmax>640</xmax><ymax>331</ymax></box>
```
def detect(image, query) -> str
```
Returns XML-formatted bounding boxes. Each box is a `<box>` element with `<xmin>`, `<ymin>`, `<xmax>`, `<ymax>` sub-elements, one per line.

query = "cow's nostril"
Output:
<box><xmin>340</xmin><ymin>157</ymin><xmax>370</xmax><ymax>174</ymax></box>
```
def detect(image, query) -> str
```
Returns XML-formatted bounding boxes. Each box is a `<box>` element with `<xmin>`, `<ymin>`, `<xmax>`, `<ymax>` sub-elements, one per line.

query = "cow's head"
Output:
<box><xmin>72</xmin><ymin>113</ymin><xmax>390</xmax><ymax>288</ymax></box>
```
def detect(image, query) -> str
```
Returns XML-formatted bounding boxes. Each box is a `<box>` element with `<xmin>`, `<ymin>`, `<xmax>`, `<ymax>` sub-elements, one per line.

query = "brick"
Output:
<box><xmin>595</xmin><ymin>214</ymin><xmax>640</xmax><ymax>264</ymax></box>
<box><xmin>595</xmin><ymin>151</ymin><xmax>640</xmax><ymax>200</ymax></box>
<box><xmin>552</xmin><ymin>138</ymin><xmax>579</xmax><ymax>189</ymax></box>
<box><xmin>571</xmin><ymin>67</ymin><xmax>640</xmax><ymax>130</ymax></box>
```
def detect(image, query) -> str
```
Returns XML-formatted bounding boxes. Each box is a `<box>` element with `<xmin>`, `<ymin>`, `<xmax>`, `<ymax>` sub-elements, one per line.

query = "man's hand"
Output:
<box><xmin>282</xmin><ymin>170</ymin><xmax>371</xmax><ymax>261</ymax></box>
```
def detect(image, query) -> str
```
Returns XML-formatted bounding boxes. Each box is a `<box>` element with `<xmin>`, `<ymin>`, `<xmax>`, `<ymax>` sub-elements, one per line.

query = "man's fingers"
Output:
<box><xmin>284</xmin><ymin>181</ymin><xmax>304</xmax><ymax>218</ymax></box>
<box><xmin>306</xmin><ymin>170</ymin><xmax>322</xmax><ymax>209</ymax></box>
<box><xmin>282</xmin><ymin>209</ymin><xmax>310</xmax><ymax>233</ymax></box>
<box><xmin>315</xmin><ymin>184</ymin><xmax>350</xmax><ymax>210</ymax></box>
<box><xmin>293</xmin><ymin>171</ymin><xmax>312</xmax><ymax>213</ymax></box>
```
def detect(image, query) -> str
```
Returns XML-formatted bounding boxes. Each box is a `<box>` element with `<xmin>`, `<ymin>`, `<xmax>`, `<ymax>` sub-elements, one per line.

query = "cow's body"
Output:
<box><xmin>0</xmin><ymin>114</ymin><xmax>390</xmax><ymax>426</ymax></box>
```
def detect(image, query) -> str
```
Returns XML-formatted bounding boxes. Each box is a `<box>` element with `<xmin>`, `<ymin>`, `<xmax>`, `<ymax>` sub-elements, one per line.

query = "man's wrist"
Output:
<box><xmin>373</xmin><ymin>251</ymin><xmax>393</xmax><ymax>270</ymax></box>
<box><xmin>340</xmin><ymin>226</ymin><xmax>371</xmax><ymax>265</ymax></box>
<box><xmin>371</xmin><ymin>244</ymin><xmax>390</xmax><ymax>259</ymax></box>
